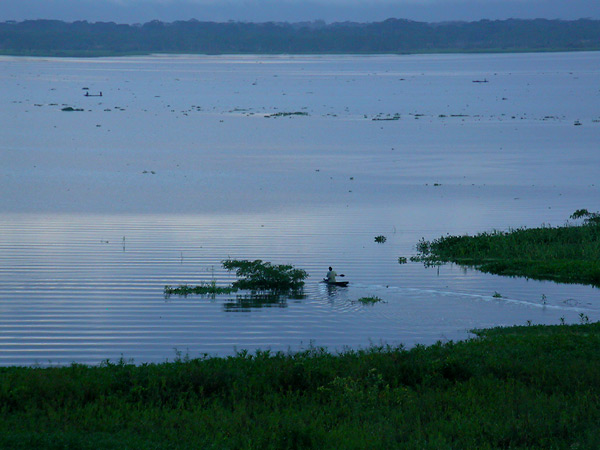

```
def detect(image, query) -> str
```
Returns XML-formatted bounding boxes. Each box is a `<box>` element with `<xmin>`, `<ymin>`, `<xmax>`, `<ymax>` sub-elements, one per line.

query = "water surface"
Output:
<box><xmin>0</xmin><ymin>52</ymin><xmax>599</xmax><ymax>365</ymax></box>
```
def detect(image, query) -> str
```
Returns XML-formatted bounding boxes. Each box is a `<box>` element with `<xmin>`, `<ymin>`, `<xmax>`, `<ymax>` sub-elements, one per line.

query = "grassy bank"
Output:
<box><xmin>1</xmin><ymin>323</ymin><xmax>600</xmax><ymax>449</ymax></box>
<box><xmin>412</xmin><ymin>214</ymin><xmax>600</xmax><ymax>287</ymax></box>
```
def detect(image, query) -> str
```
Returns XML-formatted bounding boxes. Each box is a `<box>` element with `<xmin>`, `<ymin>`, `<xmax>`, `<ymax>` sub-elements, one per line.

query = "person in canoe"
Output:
<box><xmin>325</xmin><ymin>267</ymin><xmax>348</xmax><ymax>286</ymax></box>
<box><xmin>326</xmin><ymin>267</ymin><xmax>347</xmax><ymax>285</ymax></box>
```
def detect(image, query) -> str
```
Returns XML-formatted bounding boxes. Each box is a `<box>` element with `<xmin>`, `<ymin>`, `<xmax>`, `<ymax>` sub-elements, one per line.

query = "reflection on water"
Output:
<box><xmin>223</xmin><ymin>292</ymin><xmax>306</xmax><ymax>312</ymax></box>
<box><xmin>165</xmin><ymin>287</ymin><xmax>306</xmax><ymax>311</ymax></box>
<box><xmin>0</xmin><ymin>52</ymin><xmax>599</xmax><ymax>365</ymax></box>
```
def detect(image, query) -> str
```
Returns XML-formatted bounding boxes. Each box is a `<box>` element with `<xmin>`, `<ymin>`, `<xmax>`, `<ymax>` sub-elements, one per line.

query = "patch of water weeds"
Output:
<box><xmin>164</xmin><ymin>281</ymin><xmax>237</xmax><ymax>298</ymax></box>
<box><xmin>265</xmin><ymin>111</ymin><xmax>309</xmax><ymax>118</ymax></box>
<box><xmin>165</xmin><ymin>259</ymin><xmax>308</xmax><ymax>299</ymax></box>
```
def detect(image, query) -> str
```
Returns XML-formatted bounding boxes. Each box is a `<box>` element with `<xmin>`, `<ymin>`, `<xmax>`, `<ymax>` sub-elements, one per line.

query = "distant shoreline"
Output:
<box><xmin>2</xmin><ymin>47</ymin><xmax>600</xmax><ymax>58</ymax></box>
<box><xmin>1</xmin><ymin>18</ymin><xmax>599</xmax><ymax>57</ymax></box>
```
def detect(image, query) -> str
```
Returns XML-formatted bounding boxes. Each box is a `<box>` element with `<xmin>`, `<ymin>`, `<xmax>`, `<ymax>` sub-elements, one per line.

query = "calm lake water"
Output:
<box><xmin>0</xmin><ymin>52</ymin><xmax>599</xmax><ymax>366</ymax></box>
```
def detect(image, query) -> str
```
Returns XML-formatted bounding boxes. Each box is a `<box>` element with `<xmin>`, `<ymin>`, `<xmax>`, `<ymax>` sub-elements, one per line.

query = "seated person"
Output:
<box><xmin>326</xmin><ymin>267</ymin><xmax>337</xmax><ymax>283</ymax></box>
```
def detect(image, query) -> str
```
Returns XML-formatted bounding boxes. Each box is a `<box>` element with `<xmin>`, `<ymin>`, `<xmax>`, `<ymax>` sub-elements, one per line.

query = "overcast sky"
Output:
<box><xmin>2</xmin><ymin>0</ymin><xmax>599</xmax><ymax>24</ymax></box>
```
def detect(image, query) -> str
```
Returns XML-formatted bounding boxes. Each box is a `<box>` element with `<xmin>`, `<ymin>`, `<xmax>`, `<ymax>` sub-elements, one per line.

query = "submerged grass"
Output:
<box><xmin>411</xmin><ymin>212</ymin><xmax>600</xmax><ymax>287</ymax></box>
<box><xmin>1</xmin><ymin>323</ymin><xmax>600</xmax><ymax>449</ymax></box>
<box><xmin>164</xmin><ymin>282</ymin><xmax>237</xmax><ymax>297</ymax></box>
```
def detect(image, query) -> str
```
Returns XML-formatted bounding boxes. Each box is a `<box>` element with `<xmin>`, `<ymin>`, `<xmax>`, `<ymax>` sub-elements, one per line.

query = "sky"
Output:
<box><xmin>1</xmin><ymin>0</ymin><xmax>599</xmax><ymax>24</ymax></box>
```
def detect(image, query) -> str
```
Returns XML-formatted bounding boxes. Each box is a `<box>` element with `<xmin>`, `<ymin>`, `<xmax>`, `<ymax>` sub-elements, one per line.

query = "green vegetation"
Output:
<box><xmin>374</xmin><ymin>235</ymin><xmax>387</xmax><ymax>243</ymax></box>
<box><xmin>372</xmin><ymin>113</ymin><xmax>401</xmax><ymax>121</ymax></box>
<box><xmin>222</xmin><ymin>259</ymin><xmax>308</xmax><ymax>292</ymax></box>
<box><xmin>571</xmin><ymin>208</ymin><xmax>600</xmax><ymax>225</ymax></box>
<box><xmin>164</xmin><ymin>260</ymin><xmax>308</xmax><ymax>299</ymax></box>
<box><xmin>411</xmin><ymin>211</ymin><xmax>600</xmax><ymax>287</ymax></box>
<box><xmin>357</xmin><ymin>296</ymin><xmax>384</xmax><ymax>304</ymax></box>
<box><xmin>1</xmin><ymin>19</ymin><xmax>599</xmax><ymax>56</ymax></box>
<box><xmin>164</xmin><ymin>281</ymin><xmax>237</xmax><ymax>297</ymax></box>
<box><xmin>397</xmin><ymin>256</ymin><xmax>407</xmax><ymax>264</ymax></box>
<box><xmin>1</xmin><ymin>323</ymin><xmax>599</xmax><ymax>449</ymax></box>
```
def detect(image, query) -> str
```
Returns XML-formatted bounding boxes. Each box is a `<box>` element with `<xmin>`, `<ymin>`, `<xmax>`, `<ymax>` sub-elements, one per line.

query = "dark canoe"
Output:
<box><xmin>322</xmin><ymin>279</ymin><xmax>349</xmax><ymax>287</ymax></box>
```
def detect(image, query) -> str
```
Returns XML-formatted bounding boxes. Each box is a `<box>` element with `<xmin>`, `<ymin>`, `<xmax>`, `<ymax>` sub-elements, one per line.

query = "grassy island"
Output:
<box><xmin>412</xmin><ymin>210</ymin><xmax>600</xmax><ymax>287</ymax></box>
<box><xmin>1</xmin><ymin>323</ymin><xmax>599</xmax><ymax>449</ymax></box>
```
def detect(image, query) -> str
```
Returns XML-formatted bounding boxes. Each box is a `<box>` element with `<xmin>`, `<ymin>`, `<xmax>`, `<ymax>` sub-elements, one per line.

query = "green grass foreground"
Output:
<box><xmin>1</xmin><ymin>323</ymin><xmax>600</xmax><ymax>449</ymax></box>
<box><xmin>412</xmin><ymin>218</ymin><xmax>600</xmax><ymax>287</ymax></box>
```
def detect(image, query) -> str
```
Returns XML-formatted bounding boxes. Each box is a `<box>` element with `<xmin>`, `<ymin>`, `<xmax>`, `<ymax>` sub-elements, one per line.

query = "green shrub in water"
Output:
<box><xmin>222</xmin><ymin>259</ymin><xmax>308</xmax><ymax>291</ymax></box>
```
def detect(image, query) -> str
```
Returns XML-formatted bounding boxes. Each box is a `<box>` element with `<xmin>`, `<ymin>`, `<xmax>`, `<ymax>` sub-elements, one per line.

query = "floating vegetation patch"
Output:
<box><xmin>372</xmin><ymin>113</ymin><xmax>401</xmax><ymax>121</ymax></box>
<box><xmin>165</xmin><ymin>260</ymin><xmax>308</xmax><ymax>298</ymax></box>
<box><xmin>223</xmin><ymin>259</ymin><xmax>308</xmax><ymax>292</ymax></box>
<box><xmin>164</xmin><ymin>282</ymin><xmax>237</xmax><ymax>297</ymax></box>
<box><xmin>265</xmin><ymin>111</ymin><xmax>309</xmax><ymax>118</ymax></box>
<box><xmin>397</xmin><ymin>257</ymin><xmax>407</xmax><ymax>264</ymax></box>
<box><xmin>61</xmin><ymin>106</ymin><xmax>84</xmax><ymax>112</ymax></box>
<box><xmin>374</xmin><ymin>235</ymin><xmax>387</xmax><ymax>243</ymax></box>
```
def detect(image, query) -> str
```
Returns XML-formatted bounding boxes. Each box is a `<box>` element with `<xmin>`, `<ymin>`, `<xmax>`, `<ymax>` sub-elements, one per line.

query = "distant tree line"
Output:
<box><xmin>0</xmin><ymin>18</ymin><xmax>599</xmax><ymax>56</ymax></box>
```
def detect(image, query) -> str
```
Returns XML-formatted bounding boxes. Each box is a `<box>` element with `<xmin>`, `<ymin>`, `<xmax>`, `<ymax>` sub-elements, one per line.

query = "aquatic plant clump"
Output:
<box><xmin>164</xmin><ymin>260</ymin><xmax>308</xmax><ymax>297</ymax></box>
<box><xmin>265</xmin><ymin>111</ymin><xmax>309</xmax><ymax>118</ymax></box>
<box><xmin>222</xmin><ymin>259</ymin><xmax>308</xmax><ymax>291</ymax></box>
<box><xmin>374</xmin><ymin>235</ymin><xmax>387</xmax><ymax>243</ymax></box>
<box><xmin>164</xmin><ymin>282</ymin><xmax>237</xmax><ymax>297</ymax></box>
